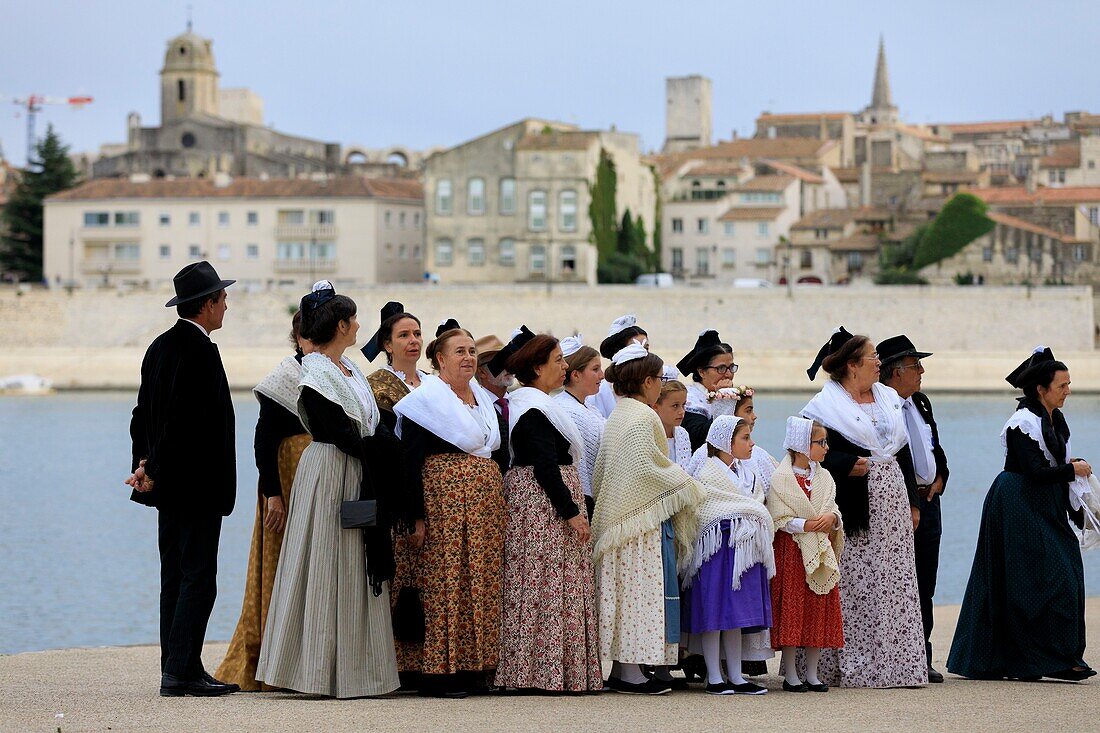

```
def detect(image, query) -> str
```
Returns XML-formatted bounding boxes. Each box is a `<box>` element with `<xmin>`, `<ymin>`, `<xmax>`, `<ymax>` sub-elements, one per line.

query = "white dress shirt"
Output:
<box><xmin>903</xmin><ymin>397</ymin><xmax>938</xmax><ymax>486</ymax></box>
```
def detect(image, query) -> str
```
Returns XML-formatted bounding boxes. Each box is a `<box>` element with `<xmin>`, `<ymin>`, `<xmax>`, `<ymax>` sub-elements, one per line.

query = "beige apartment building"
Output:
<box><xmin>43</xmin><ymin>176</ymin><xmax>424</xmax><ymax>290</ymax></box>
<box><xmin>423</xmin><ymin>119</ymin><xmax>657</xmax><ymax>285</ymax></box>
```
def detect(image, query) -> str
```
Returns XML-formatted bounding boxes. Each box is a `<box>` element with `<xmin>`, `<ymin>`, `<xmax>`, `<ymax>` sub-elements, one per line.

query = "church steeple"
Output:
<box><xmin>862</xmin><ymin>34</ymin><xmax>898</xmax><ymax>125</ymax></box>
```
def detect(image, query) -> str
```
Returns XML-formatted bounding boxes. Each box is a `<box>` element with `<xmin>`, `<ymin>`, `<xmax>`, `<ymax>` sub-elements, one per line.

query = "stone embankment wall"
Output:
<box><xmin>1</xmin><ymin>284</ymin><xmax>1095</xmax><ymax>391</ymax></box>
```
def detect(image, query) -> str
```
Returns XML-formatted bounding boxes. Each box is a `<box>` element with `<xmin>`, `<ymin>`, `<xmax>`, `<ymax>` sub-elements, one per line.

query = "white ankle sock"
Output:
<box><xmin>722</xmin><ymin>629</ymin><xmax>744</xmax><ymax>685</ymax></box>
<box><xmin>781</xmin><ymin>646</ymin><xmax>802</xmax><ymax>685</ymax></box>
<box><xmin>701</xmin><ymin>631</ymin><xmax>725</xmax><ymax>685</ymax></box>
<box><xmin>619</xmin><ymin>663</ymin><xmax>648</xmax><ymax>685</ymax></box>
<box><xmin>804</xmin><ymin>647</ymin><xmax>823</xmax><ymax>685</ymax></box>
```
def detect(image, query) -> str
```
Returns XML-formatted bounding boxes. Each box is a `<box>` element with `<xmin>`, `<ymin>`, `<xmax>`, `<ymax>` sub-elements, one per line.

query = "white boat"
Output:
<box><xmin>0</xmin><ymin>374</ymin><xmax>55</xmax><ymax>395</ymax></box>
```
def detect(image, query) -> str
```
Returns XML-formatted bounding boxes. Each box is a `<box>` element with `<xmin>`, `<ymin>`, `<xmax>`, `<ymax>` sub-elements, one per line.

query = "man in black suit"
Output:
<box><xmin>878</xmin><ymin>334</ymin><xmax>950</xmax><ymax>684</ymax></box>
<box><xmin>127</xmin><ymin>261</ymin><xmax>238</xmax><ymax>697</ymax></box>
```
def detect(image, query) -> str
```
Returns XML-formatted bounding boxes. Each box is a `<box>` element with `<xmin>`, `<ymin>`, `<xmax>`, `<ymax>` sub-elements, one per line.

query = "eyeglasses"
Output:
<box><xmin>811</xmin><ymin>438</ymin><xmax>829</xmax><ymax>447</ymax></box>
<box><xmin>659</xmin><ymin>375</ymin><xmax>677</xmax><ymax>383</ymax></box>
<box><xmin>859</xmin><ymin>353</ymin><xmax>880</xmax><ymax>363</ymax></box>
<box><xmin>703</xmin><ymin>363</ymin><xmax>739</xmax><ymax>375</ymax></box>
<box><xmin>896</xmin><ymin>361</ymin><xmax>923</xmax><ymax>371</ymax></box>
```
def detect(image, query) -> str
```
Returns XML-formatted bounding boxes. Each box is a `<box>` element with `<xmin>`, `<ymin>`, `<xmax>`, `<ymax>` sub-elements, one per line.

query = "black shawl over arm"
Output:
<box><xmin>821</xmin><ymin>429</ymin><xmax>920</xmax><ymax>536</ymax></box>
<box><xmin>511</xmin><ymin>410</ymin><xmax>580</xmax><ymax>520</ymax></box>
<box><xmin>254</xmin><ymin>394</ymin><xmax>306</xmax><ymax>499</ymax></box>
<box><xmin>300</xmin><ymin>386</ymin><xmax>401</xmax><ymax>594</ymax></box>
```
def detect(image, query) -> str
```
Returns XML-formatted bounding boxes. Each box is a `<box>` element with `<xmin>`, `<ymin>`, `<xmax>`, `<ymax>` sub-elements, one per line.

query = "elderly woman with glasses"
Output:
<box><xmin>677</xmin><ymin>330</ymin><xmax>740</xmax><ymax>451</ymax></box>
<box><xmin>797</xmin><ymin>327</ymin><xmax>927</xmax><ymax>689</ymax></box>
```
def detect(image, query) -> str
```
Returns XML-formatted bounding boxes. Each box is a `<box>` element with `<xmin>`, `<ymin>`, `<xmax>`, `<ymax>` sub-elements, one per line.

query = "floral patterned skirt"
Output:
<box><xmin>393</xmin><ymin>453</ymin><xmax>505</xmax><ymax>676</ymax></box>
<box><xmin>809</xmin><ymin>460</ymin><xmax>927</xmax><ymax>687</ymax></box>
<box><xmin>216</xmin><ymin>433</ymin><xmax>311</xmax><ymax>690</ymax></box>
<box><xmin>495</xmin><ymin>465</ymin><xmax>602</xmax><ymax>691</ymax></box>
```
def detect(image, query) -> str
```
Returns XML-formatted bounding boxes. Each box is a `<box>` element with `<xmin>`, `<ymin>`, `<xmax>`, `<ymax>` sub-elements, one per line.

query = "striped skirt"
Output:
<box><xmin>394</xmin><ymin>453</ymin><xmax>505</xmax><ymax>676</ymax></box>
<box><xmin>256</xmin><ymin>442</ymin><xmax>400</xmax><ymax>698</ymax></box>
<box><xmin>495</xmin><ymin>465</ymin><xmax>602</xmax><ymax>692</ymax></box>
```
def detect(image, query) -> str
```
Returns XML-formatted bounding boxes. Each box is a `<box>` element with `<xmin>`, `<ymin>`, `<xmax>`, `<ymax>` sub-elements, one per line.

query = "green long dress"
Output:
<box><xmin>947</xmin><ymin>403</ymin><xmax>1087</xmax><ymax>679</ymax></box>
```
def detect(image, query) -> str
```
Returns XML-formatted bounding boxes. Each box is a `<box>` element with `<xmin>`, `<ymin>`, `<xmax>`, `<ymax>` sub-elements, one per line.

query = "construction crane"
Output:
<box><xmin>5</xmin><ymin>94</ymin><xmax>93</xmax><ymax>164</ymax></box>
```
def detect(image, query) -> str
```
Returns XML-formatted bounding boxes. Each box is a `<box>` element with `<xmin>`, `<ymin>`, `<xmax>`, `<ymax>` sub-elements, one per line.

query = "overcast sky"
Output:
<box><xmin>2</xmin><ymin>0</ymin><xmax>1097</xmax><ymax>166</ymax></box>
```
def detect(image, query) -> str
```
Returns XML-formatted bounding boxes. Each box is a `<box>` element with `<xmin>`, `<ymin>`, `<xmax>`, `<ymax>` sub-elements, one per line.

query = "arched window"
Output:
<box><xmin>499</xmin><ymin>178</ymin><xmax>516</xmax><ymax>215</ymax></box>
<box><xmin>467</xmin><ymin>178</ymin><xmax>485</xmax><ymax>215</ymax></box>
<box><xmin>178</xmin><ymin>80</ymin><xmax>186</xmax><ymax>102</ymax></box>
<box><xmin>559</xmin><ymin>190</ymin><xmax>577</xmax><ymax>232</ymax></box>
<box><xmin>529</xmin><ymin>244</ymin><xmax>546</xmax><ymax>274</ymax></box>
<box><xmin>560</xmin><ymin>245</ymin><xmax>577</xmax><ymax>274</ymax></box>
<box><xmin>435</xmin><ymin>238</ymin><xmax>453</xmax><ymax>266</ymax></box>
<box><xmin>528</xmin><ymin>190</ymin><xmax>547</xmax><ymax>231</ymax></box>
<box><xmin>435</xmin><ymin>180</ymin><xmax>453</xmax><ymax>215</ymax></box>
<box><xmin>467</xmin><ymin>238</ymin><xmax>485</xmax><ymax>266</ymax></box>
<box><xmin>498</xmin><ymin>238</ymin><xmax>516</xmax><ymax>266</ymax></box>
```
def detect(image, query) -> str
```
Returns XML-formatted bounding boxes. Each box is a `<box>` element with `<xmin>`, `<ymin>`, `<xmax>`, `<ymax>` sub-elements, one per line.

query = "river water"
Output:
<box><xmin>1</xmin><ymin>391</ymin><xmax>1098</xmax><ymax>654</ymax></box>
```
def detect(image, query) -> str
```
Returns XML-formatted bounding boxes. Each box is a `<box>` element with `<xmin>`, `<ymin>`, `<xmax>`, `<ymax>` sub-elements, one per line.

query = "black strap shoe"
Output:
<box><xmin>806</xmin><ymin>682</ymin><xmax>830</xmax><ymax>692</ymax></box>
<box><xmin>927</xmin><ymin>666</ymin><xmax>945</xmax><ymax>684</ymax></box>
<box><xmin>782</xmin><ymin>680</ymin><xmax>809</xmax><ymax>692</ymax></box>
<box><xmin>160</xmin><ymin>673</ymin><xmax>237</xmax><ymax>697</ymax></box>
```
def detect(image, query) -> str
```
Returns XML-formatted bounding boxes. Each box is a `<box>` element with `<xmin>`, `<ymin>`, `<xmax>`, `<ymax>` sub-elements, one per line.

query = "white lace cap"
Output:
<box><xmin>661</xmin><ymin>365</ymin><xmax>681</xmax><ymax>381</ymax></box>
<box><xmin>706</xmin><ymin>415</ymin><xmax>743</xmax><ymax>453</ymax></box>
<box><xmin>1033</xmin><ymin>344</ymin><xmax>1047</xmax><ymax>354</ymax></box>
<box><xmin>312</xmin><ymin>280</ymin><xmax>334</xmax><ymax>292</ymax></box>
<box><xmin>560</xmin><ymin>333</ymin><xmax>584</xmax><ymax>358</ymax></box>
<box><xmin>783</xmin><ymin>416</ymin><xmax>814</xmax><ymax>454</ymax></box>
<box><xmin>611</xmin><ymin>342</ymin><xmax>648</xmax><ymax>366</ymax></box>
<box><xmin>607</xmin><ymin>314</ymin><xmax>637</xmax><ymax>338</ymax></box>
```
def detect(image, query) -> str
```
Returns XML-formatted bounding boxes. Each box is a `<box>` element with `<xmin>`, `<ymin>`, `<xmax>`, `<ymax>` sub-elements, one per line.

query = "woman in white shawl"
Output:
<box><xmin>592</xmin><ymin>344</ymin><xmax>706</xmax><ymax>695</ymax></box>
<box><xmin>680</xmin><ymin>416</ymin><xmax>775</xmax><ymax>695</ymax></box>
<box><xmin>391</xmin><ymin>320</ymin><xmax>505</xmax><ymax>698</ymax></box>
<box><xmin>553</xmin><ymin>334</ymin><xmax>606</xmax><ymax>520</ymax></box>
<box><xmin>799</xmin><ymin>327</ymin><xmax>926</xmax><ymax>688</ymax></box>
<box><xmin>257</xmin><ymin>283</ymin><xmax>401</xmax><ymax>699</ymax></box>
<box><xmin>490</xmin><ymin>327</ymin><xmax>602</xmax><ymax>693</ymax></box>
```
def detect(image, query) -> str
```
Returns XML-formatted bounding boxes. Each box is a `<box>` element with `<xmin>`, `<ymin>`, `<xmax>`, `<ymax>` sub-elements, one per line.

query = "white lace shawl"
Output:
<box><xmin>684</xmin><ymin>382</ymin><xmax>711</xmax><ymax>417</ymax></box>
<box><xmin>297</xmin><ymin>353</ymin><xmax>380</xmax><ymax>438</ymax></box>
<box><xmin>553</xmin><ymin>390</ymin><xmax>605</xmax><ymax>498</ymax></box>
<box><xmin>801</xmin><ymin>380</ymin><xmax>909</xmax><ymax>462</ymax></box>
<box><xmin>255</xmin><ymin>355</ymin><xmax>303</xmax><ymax>417</ymax></box>
<box><xmin>393</xmin><ymin>374</ymin><xmax>501</xmax><ymax>458</ymax></box>
<box><xmin>585</xmin><ymin>378</ymin><xmax>618</xmax><ymax>419</ymax></box>
<box><xmin>744</xmin><ymin>445</ymin><xmax>779</xmax><ymax>497</ymax></box>
<box><xmin>668</xmin><ymin>425</ymin><xmax>693</xmax><ymax>469</ymax></box>
<box><xmin>507</xmin><ymin>386</ymin><xmax>584</xmax><ymax>466</ymax></box>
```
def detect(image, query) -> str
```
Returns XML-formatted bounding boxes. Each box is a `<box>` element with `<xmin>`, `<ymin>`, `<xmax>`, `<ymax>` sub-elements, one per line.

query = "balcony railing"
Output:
<box><xmin>275</xmin><ymin>224</ymin><xmax>339</xmax><ymax>239</ymax></box>
<box><xmin>273</xmin><ymin>258</ymin><xmax>339</xmax><ymax>273</ymax></box>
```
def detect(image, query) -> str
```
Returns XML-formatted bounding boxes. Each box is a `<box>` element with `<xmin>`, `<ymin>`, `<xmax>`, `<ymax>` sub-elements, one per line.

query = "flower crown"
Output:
<box><xmin>706</xmin><ymin>385</ymin><xmax>755</xmax><ymax>403</ymax></box>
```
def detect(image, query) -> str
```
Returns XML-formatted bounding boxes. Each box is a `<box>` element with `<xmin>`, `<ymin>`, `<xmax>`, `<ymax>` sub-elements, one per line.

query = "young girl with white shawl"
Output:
<box><xmin>490</xmin><ymin>327</ymin><xmax>602</xmax><ymax>692</ymax></box>
<box><xmin>680</xmin><ymin>415</ymin><xmax>776</xmax><ymax>696</ymax></box>
<box><xmin>768</xmin><ymin>417</ymin><xmax>845</xmax><ymax>693</ymax></box>
<box><xmin>654</xmin><ymin>368</ymin><xmax>693</xmax><ymax>470</ymax></box>
<box><xmin>591</xmin><ymin>343</ymin><xmax>706</xmax><ymax>695</ymax></box>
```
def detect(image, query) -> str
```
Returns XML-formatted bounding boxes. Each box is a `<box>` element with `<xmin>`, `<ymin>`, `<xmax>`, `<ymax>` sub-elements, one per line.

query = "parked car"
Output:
<box><xmin>732</xmin><ymin>278</ymin><xmax>774</xmax><ymax>288</ymax></box>
<box><xmin>635</xmin><ymin>272</ymin><xmax>675</xmax><ymax>287</ymax></box>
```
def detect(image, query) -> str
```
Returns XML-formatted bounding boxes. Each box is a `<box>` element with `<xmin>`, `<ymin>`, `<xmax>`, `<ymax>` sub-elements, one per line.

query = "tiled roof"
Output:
<box><xmin>937</xmin><ymin>119</ymin><xmax>1040</xmax><ymax>135</ymax></box>
<box><xmin>717</xmin><ymin>206</ymin><xmax>784</xmax><ymax>222</ymax></box>
<box><xmin>829</xmin><ymin>231</ymin><xmax>881</xmax><ymax>252</ymax></box>
<box><xmin>969</xmin><ymin>186</ymin><xmax>1100</xmax><ymax>205</ymax></box>
<box><xmin>46</xmin><ymin>176</ymin><xmax>424</xmax><ymax>202</ymax></box>
<box><xmin>1038</xmin><ymin>143</ymin><xmax>1081</xmax><ymax>169</ymax></box>
<box><xmin>758</xmin><ymin>159</ymin><xmax>823</xmax><ymax>184</ymax></box>
<box><xmin>791</xmin><ymin>209</ymin><xmax>860</xmax><ymax>229</ymax></box>
<box><xmin>756</xmin><ymin>112</ymin><xmax>851</xmax><ymax>122</ymax></box>
<box><xmin>986</xmin><ymin>211</ymin><xmax>1074</xmax><ymax>242</ymax></box>
<box><xmin>682</xmin><ymin>161</ymin><xmax>748</xmax><ymax>177</ymax></box>
<box><xmin>655</xmin><ymin>138</ymin><xmax>836</xmax><ymax>179</ymax></box>
<box><xmin>896</xmin><ymin>124</ymin><xmax>949</xmax><ymax>143</ymax></box>
<box><xmin>515</xmin><ymin>131</ymin><xmax>599</xmax><ymax>151</ymax></box>
<box><xmin>730</xmin><ymin>175</ymin><xmax>794</xmax><ymax>192</ymax></box>
<box><xmin>1071</xmin><ymin>114</ymin><xmax>1100</xmax><ymax>130</ymax></box>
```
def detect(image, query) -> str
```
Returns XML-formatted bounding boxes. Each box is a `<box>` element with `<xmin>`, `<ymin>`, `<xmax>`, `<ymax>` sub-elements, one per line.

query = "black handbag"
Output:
<box><xmin>393</xmin><ymin>586</ymin><xmax>425</xmax><ymax>643</ymax></box>
<box><xmin>340</xmin><ymin>499</ymin><xmax>377</xmax><ymax>528</ymax></box>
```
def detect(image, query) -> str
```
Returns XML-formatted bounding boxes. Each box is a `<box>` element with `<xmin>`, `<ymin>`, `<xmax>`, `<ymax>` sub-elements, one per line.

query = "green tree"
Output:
<box><xmin>632</xmin><ymin>214</ymin><xmax>650</xmax><ymax>269</ymax></box>
<box><xmin>1</xmin><ymin>125</ymin><xmax>79</xmax><ymax>281</ymax></box>
<box><xmin>588</xmin><ymin>148</ymin><xmax>618</xmax><ymax>263</ymax></box>
<box><xmin>875</xmin><ymin>223</ymin><xmax>928</xmax><ymax>284</ymax></box>
<box><xmin>911</xmin><ymin>192</ymin><xmax>995</xmax><ymax>270</ymax></box>
<box><xmin>650</xmin><ymin>166</ymin><xmax>663</xmax><ymax>270</ymax></box>
<box><xmin>616</xmin><ymin>210</ymin><xmax>634</xmax><ymax>254</ymax></box>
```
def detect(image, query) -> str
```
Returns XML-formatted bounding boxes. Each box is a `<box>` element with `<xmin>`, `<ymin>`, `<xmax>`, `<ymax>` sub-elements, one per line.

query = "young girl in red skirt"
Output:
<box><xmin>768</xmin><ymin>417</ymin><xmax>845</xmax><ymax>692</ymax></box>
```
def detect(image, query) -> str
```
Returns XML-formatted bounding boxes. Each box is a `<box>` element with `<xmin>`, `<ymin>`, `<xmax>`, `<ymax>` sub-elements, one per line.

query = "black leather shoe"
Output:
<box><xmin>160</xmin><ymin>673</ymin><xmax>237</xmax><ymax>697</ymax></box>
<box><xmin>782</xmin><ymin>680</ymin><xmax>809</xmax><ymax>692</ymax></box>
<box><xmin>927</xmin><ymin>666</ymin><xmax>944</xmax><ymax>684</ymax></box>
<box><xmin>202</xmin><ymin>672</ymin><xmax>241</xmax><ymax>693</ymax></box>
<box><xmin>806</xmin><ymin>682</ymin><xmax>829</xmax><ymax>692</ymax></box>
<box><xmin>607</xmin><ymin>678</ymin><xmax>671</xmax><ymax>695</ymax></box>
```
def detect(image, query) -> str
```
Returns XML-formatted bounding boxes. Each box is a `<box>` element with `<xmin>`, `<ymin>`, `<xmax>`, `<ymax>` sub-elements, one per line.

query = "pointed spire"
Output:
<box><xmin>186</xmin><ymin>4</ymin><xmax>193</xmax><ymax>32</ymax></box>
<box><xmin>871</xmin><ymin>34</ymin><xmax>893</xmax><ymax>110</ymax></box>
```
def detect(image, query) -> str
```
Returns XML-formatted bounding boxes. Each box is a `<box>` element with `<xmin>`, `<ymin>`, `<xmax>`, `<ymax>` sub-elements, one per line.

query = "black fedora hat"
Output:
<box><xmin>876</xmin><ymin>335</ymin><xmax>933</xmax><ymax>367</ymax></box>
<box><xmin>165</xmin><ymin>261</ymin><xmax>235</xmax><ymax>307</ymax></box>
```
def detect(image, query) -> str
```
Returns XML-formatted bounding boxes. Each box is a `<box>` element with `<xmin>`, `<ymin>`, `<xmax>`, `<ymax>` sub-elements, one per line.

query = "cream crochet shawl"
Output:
<box><xmin>681</xmin><ymin>456</ymin><xmax>775</xmax><ymax>590</ymax></box>
<box><xmin>767</xmin><ymin>455</ymin><xmax>844</xmax><ymax>595</ymax></box>
<box><xmin>591</xmin><ymin>396</ymin><xmax>705</xmax><ymax>565</ymax></box>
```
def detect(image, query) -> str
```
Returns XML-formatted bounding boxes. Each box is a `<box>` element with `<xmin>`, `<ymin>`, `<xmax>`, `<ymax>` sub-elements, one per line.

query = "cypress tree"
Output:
<box><xmin>588</xmin><ymin>148</ymin><xmax>618</xmax><ymax>263</ymax></box>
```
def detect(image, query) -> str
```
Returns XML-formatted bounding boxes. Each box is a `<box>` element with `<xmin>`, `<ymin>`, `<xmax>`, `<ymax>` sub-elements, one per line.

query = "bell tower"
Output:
<box><xmin>160</xmin><ymin>27</ymin><xmax>220</xmax><ymax>124</ymax></box>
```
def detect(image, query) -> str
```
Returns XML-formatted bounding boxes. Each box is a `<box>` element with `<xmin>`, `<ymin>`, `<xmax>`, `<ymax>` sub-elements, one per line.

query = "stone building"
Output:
<box><xmin>784</xmin><ymin>207</ymin><xmax>904</xmax><ymax>284</ymax></box>
<box><xmin>663</xmin><ymin>75</ymin><xmax>713</xmax><ymax>153</ymax></box>
<box><xmin>423</xmin><ymin>119</ymin><xmax>657</xmax><ymax>285</ymax></box>
<box><xmin>754</xmin><ymin>113</ymin><xmax>857</xmax><ymax>167</ymax></box>
<box><xmin>43</xmin><ymin>175</ymin><xmax>423</xmax><ymax>290</ymax></box>
<box><xmin>91</xmin><ymin>27</ymin><xmax>341</xmax><ymax>179</ymax></box>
